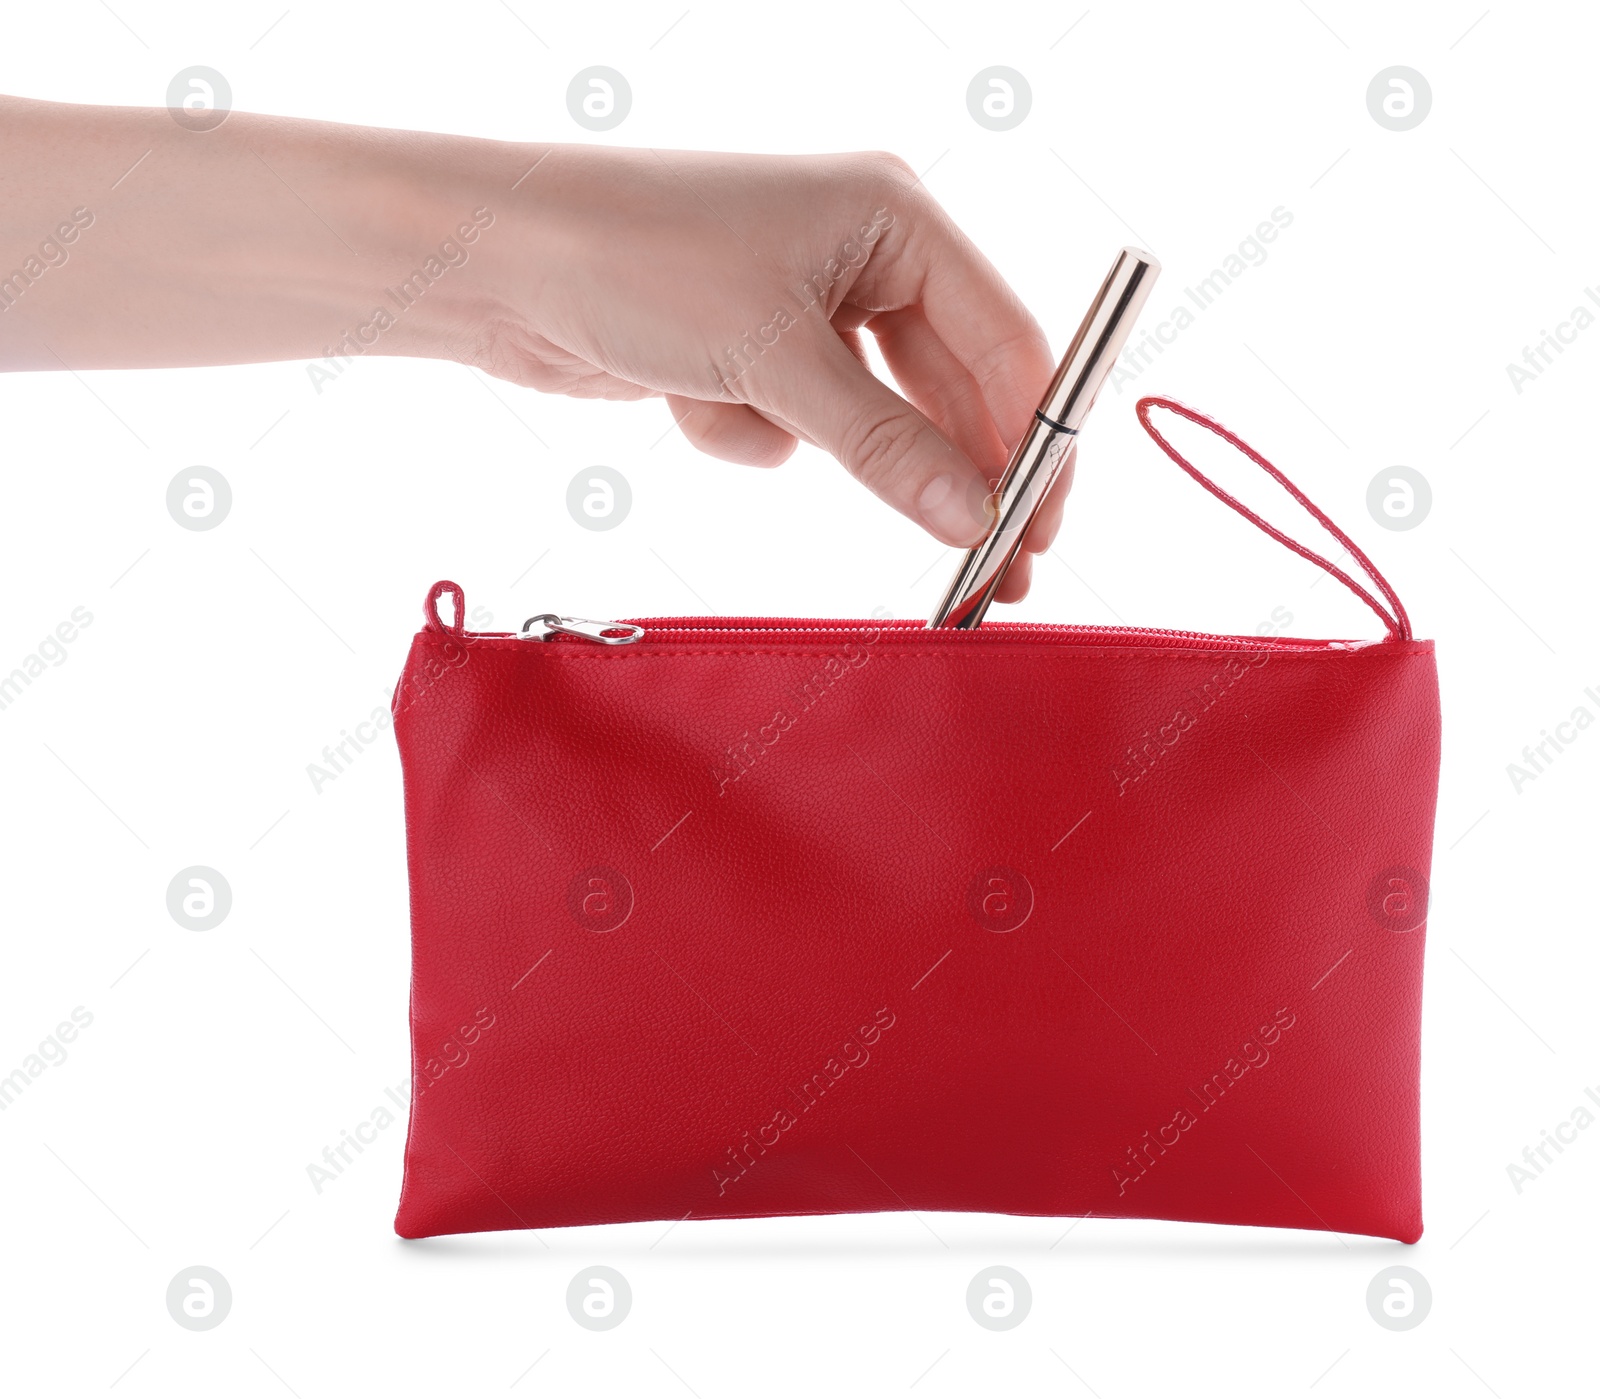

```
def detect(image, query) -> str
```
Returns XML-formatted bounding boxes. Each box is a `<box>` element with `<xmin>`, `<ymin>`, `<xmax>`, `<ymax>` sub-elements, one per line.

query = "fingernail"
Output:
<box><xmin>919</xmin><ymin>472</ymin><xmax>987</xmax><ymax>545</ymax></box>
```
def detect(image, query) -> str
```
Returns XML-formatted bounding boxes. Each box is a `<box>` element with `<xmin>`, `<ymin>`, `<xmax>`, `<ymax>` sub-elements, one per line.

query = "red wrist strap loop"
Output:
<box><xmin>1135</xmin><ymin>396</ymin><xmax>1412</xmax><ymax>642</ymax></box>
<box><xmin>424</xmin><ymin>580</ymin><xmax>466</xmax><ymax>635</ymax></box>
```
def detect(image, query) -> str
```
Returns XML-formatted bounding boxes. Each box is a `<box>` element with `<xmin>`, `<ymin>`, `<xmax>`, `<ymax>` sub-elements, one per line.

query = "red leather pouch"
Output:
<box><xmin>391</xmin><ymin>398</ymin><xmax>1440</xmax><ymax>1242</ymax></box>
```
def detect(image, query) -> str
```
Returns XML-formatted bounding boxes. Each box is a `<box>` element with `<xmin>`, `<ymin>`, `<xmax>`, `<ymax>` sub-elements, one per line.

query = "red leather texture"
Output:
<box><xmin>391</xmin><ymin>400</ymin><xmax>1440</xmax><ymax>1243</ymax></box>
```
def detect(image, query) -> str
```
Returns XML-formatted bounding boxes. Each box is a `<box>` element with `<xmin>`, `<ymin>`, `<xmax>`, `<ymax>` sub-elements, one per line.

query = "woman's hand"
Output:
<box><xmin>473</xmin><ymin>146</ymin><xmax>1063</xmax><ymax>588</ymax></box>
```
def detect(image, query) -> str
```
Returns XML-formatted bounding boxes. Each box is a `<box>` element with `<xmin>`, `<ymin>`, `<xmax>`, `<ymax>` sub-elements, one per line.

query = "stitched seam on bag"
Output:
<box><xmin>411</xmin><ymin>645</ymin><xmax>1437</xmax><ymax>661</ymax></box>
<box><xmin>411</xmin><ymin>638</ymin><xmax>1435</xmax><ymax>661</ymax></box>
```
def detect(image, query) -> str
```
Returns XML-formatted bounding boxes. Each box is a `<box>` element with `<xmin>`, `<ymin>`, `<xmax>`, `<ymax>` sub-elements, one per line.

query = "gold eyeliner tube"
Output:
<box><xmin>927</xmin><ymin>246</ymin><xmax>1161</xmax><ymax>628</ymax></box>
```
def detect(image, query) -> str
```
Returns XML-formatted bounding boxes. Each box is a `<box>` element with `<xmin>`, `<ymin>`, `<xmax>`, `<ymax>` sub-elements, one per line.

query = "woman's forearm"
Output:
<box><xmin>0</xmin><ymin>95</ymin><xmax>533</xmax><ymax>371</ymax></box>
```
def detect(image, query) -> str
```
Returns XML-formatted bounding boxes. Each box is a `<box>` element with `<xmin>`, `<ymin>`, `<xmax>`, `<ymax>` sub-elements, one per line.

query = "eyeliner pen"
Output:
<box><xmin>927</xmin><ymin>246</ymin><xmax>1161</xmax><ymax>629</ymax></box>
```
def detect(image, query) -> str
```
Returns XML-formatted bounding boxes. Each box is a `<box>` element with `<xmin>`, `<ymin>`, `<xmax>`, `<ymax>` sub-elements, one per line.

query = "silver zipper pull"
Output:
<box><xmin>519</xmin><ymin>614</ymin><xmax>644</xmax><ymax>645</ymax></box>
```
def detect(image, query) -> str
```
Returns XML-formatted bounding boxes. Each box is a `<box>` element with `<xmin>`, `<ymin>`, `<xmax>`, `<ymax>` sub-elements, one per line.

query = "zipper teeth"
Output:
<box><xmin>636</xmin><ymin>620</ymin><xmax>1238</xmax><ymax>642</ymax></box>
<box><xmin>484</xmin><ymin>619</ymin><xmax>1344</xmax><ymax>650</ymax></box>
<box><xmin>627</xmin><ymin>619</ymin><xmax>1302</xmax><ymax>646</ymax></box>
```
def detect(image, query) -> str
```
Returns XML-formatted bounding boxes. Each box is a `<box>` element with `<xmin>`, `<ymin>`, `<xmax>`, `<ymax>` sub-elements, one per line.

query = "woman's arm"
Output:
<box><xmin>0</xmin><ymin>95</ymin><xmax>1064</xmax><ymax>578</ymax></box>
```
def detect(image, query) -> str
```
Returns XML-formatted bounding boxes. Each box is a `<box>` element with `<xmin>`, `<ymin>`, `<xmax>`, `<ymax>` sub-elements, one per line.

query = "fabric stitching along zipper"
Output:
<box><xmin>485</xmin><ymin>616</ymin><xmax>1395</xmax><ymax>653</ymax></box>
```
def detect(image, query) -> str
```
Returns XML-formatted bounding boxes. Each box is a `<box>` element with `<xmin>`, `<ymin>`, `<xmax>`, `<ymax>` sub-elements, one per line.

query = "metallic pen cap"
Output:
<box><xmin>1036</xmin><ymin>247</ymin><xmax>1161</xmax><ymax>430</ymax></box>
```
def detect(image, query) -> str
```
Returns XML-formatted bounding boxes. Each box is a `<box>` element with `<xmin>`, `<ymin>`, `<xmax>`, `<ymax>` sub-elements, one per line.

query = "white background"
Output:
<box><xmin>1</xmin><ymin>1</ymin><xmax>1595</xmax><ymax>1395</ymax></box>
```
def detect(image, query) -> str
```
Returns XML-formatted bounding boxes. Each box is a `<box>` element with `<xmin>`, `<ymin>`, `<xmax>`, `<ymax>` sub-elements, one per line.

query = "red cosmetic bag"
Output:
<box><xmin>391</xmin><ymin>398</ymin><xmax>1439</xmax><ymax>1243</ymax></box>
